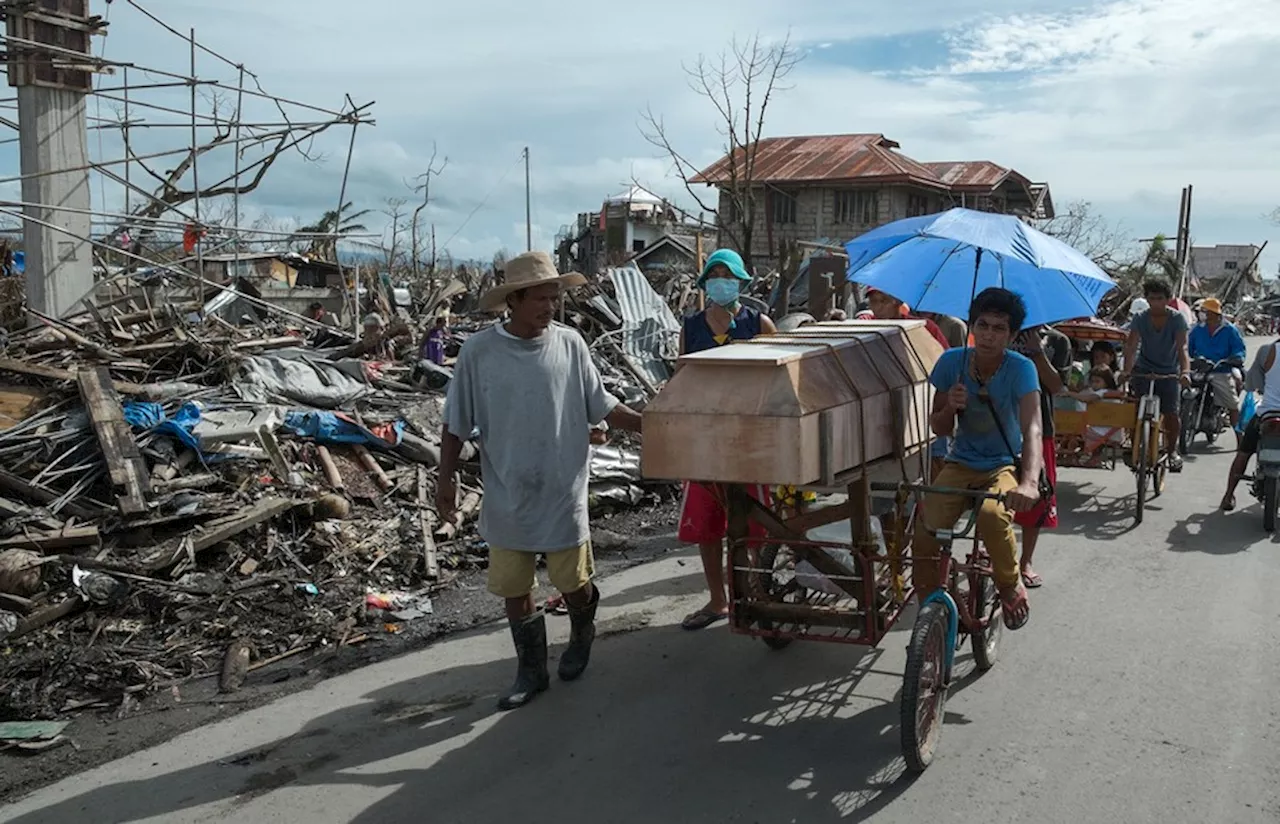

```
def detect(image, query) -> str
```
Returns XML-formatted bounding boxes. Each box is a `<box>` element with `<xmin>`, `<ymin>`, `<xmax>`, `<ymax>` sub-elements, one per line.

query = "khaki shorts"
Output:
<box><xmin>487</xmin><ymin>541</ymin><xmax>595</xmax><ymax>598</ymax></box>
<box><xmin>1208</xmin><ymin>372</ymin><xmax>1241</xmax><ymax>412</ymax></box>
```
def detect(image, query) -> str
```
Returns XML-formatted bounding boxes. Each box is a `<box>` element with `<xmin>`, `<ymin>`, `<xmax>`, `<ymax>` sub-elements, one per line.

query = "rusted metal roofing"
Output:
<box><xmin>692</xmin><ymin>134</ymin><xmax>946</xmax><ymax>188</ymax></box>
<box><xmin>923</xmin><ymin>161</ymin><xmax>1032</xmax><ymax>191</ymax></box>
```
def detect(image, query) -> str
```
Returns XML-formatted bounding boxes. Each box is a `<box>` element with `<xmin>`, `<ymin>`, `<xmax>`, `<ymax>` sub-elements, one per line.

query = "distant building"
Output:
<box><xmin>1189</xmin><ymin>244</ymin><xmax>1264</xmax><ymax>299</ymax></box>
<box><xmin>691</xmin><ymin>133</ymin><xmax>1055</xmax><ymax>271</ymax></box>
<box><xmin>556</xmin><ymin>186</ymin><xmax>716</xmax><ymax>277</ymax></box>
<box><xmin>200</xmin><ymin>251</ymin><xmax>346</xmax><ymax>321</ymax></box>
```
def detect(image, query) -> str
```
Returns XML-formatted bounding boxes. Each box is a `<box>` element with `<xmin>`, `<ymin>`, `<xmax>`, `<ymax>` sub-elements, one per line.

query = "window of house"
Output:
<box><xmin>1224</xmin><ymin>260</ymin><xmax>1238</xmax><ymax>270</ymax></box>
<box><xmin>721</xmin><ymin>197</ymin><xmax>739</xmax><ymax>225</ymax></box>
<box><xmin>906</xmin><ymin>194</ymin><xmax>930</xmax><ymax>217</ymax></box>
<box><xmin>834</xmin><ymin>190</ymin><xmax>878</xmax><ymax>225</ymax></box>
<box><xmin>632</xmin><ymin>239</ymin><xmax>647</xmax><ymax>253</ymax></box>
<box><xmin>770</xmin><ymin>190</ymin><xmax>797</xmax><ymax>225</ymax></box>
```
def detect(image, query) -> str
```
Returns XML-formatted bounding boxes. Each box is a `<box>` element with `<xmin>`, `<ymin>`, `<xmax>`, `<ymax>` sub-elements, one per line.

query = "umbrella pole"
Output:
<box><xmin>961</xmin><ymin>247</ymin><xmax>983</xmax><ymax>380</ymax></box>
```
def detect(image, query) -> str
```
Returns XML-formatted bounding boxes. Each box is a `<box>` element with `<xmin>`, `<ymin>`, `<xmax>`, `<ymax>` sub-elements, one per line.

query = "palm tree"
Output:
<box><xmin>292</xmin><ymin>202</ymin><xmax>371</xmax><ymax>260</ymax></box>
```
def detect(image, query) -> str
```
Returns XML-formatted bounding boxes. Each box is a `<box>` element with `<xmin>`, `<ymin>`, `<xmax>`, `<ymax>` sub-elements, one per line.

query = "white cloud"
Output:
<box><xmin>17</xmin><ymin>0</ymin><xmax>1275</xmax><ymax>275</ymax></box>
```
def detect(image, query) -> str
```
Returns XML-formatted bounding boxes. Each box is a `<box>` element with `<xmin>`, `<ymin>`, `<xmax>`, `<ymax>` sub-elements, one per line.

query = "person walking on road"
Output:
<box><xmin>1119</xmin><ymin>280</ymin><xmax>1190</xmax><ymax>472</ymax></box>
<box><xmin>1220</xmin><ymin>336</ymin><xmax>1280</xmax><ymax>511</ymax></box>
<box><xmin>678</xmin><ymin>249</ymin><xmax>777</xmax><ymax>631</ymax></box>
<box><xmin>1188</xmin><ymin>297</ymin><xmax>1247</xmax><ymax>441</ymax></box>
<box><xmin>437</xmin><ymin>251</ymin><xmax>642</xmax><ymax>711</ymax></box>
<box><xmin>1011</xmin><ymin>325</ymin><xmax>1070</xmax><ymax>588</ymax></box>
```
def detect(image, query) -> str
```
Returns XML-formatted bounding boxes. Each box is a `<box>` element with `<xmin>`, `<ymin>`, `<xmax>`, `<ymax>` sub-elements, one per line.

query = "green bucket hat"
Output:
<box><xmin>697</xmin><ymin>248</ymin><xmax>751</xmax><ymax>288</ymax></box>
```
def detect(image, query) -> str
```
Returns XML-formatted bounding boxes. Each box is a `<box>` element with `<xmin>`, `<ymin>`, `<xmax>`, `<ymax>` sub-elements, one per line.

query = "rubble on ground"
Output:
<box><xmin>0</xmin><ymin>270</ymin><xmax>668</xmax><ymax>722</ymax></box>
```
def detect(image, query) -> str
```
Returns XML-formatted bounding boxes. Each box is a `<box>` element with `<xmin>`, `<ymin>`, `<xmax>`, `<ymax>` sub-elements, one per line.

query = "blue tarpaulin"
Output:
<box><xmin>122</xmin><ymin>401</ymin><xmax>203</xmax><ymax>452</ymax></box>
<box><xmin>281</xmin><ymin>410</ymin><xmax>403</xmax><ymax>448</ymax></box>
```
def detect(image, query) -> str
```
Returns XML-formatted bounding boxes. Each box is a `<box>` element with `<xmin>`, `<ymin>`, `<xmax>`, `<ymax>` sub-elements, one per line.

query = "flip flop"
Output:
<box><xmin>1021</xmin><ymin>570</ymin><xmax>1043</xmax><ymax>589</ymax></box>
<box><xmin>1000</xmin><ymin>586</ymin><xmax>1030</xmax><ymax>631</ymax></box>
<box><xmin>1220</xmin><ymin>496</ymin><xmax>1236</xmax><ymax>512</ymax></box>
<box><xmin>681</xmin><ymin>609</ymin><xmax>727</xmax><ymax>631</ymax></box>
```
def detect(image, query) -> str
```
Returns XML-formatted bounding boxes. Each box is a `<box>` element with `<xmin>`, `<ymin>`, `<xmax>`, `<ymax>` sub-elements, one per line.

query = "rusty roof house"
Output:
<box><xmin>692</xmin><ymin>134</ymin><xmax>1055</xmax><ymax>271</ymax></box>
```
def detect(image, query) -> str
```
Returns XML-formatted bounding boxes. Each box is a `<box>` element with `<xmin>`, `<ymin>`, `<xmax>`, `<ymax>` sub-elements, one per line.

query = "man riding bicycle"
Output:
<box><xmin>1188</xmin><ymin>297</ymin><xmax>1246</xmax><ymax>442</ymax></box>
<box><xmin>916</xmin><ymin>287</ymin><xmax>1043</xmax><ymax>631</ymax></box>
<box><xmin>1119</xmin><ymin>279</ymin><xmax>1191</xmax><ymax>472</ymax></box>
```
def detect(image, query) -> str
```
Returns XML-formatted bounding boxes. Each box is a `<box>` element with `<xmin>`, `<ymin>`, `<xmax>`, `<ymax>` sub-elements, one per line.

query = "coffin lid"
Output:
<box><xmin>648</xmin><ymin>320</ymin><xmax>943</xmax><ymax>417</ymax></box>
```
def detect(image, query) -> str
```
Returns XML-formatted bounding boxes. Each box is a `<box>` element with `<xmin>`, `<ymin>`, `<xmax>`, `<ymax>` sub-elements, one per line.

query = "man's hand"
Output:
<box><xmin>945</xmin><ymin>382</ymin><xmax>968</xmax><ymax>412</ymax></box>
<box><xmin>1006</xmin><ymin>480</ymin><xmax>1041</xmax><ymax>513</ymax></box>
<box><xmin>1179</xmin><ymin>373</ymin><xmax>1192</xmax><ymax>388</ymax></box>
<box><xmin>589</xmin><ymin>428</ymin><xmax>609</xmax><ymax>445</ymax></box>
<box><xmin>435</xmin><ymin>475</ymin><xmax>457</xmax><ymax>524</ymax></box>
<box><xmin>1117</xmin><ymin>369</ymin><xmax>1132</xmax><ymax>386</ymax></box>
<box><xmin>1015</xmin><ymin>328</ymin><xmax>1045</xmax><ymax>357</ymax></box>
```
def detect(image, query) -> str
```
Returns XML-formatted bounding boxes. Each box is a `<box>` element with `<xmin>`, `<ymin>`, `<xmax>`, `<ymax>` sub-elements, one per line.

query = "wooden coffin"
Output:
<box><xmin>641</xmin><ymin>320</ymin><xmax>945</xmax><ymax>487</ymax></box>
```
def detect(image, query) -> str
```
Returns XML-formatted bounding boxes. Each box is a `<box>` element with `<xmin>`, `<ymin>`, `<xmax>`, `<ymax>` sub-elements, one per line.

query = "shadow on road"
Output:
<box><xmin>1167</xmin><ymin>502</ymin><xmax>1274</xmax><ymax>554</ymax></box>
<box><xmin>1</xmin><ymin>594</ymin><xmax>1014</xmax><ymax>824</ymax></box>
<box><xmin>1054</xmin><ymin>478</ymin><xmax>1143</xmax><ymax>539</ymax></box>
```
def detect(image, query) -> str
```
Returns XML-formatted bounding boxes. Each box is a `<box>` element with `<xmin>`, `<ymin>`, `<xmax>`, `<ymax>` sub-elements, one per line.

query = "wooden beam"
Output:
<box><xmin>0</xmin><ymin>525</ymin><xmax>99</xmax><ymax>552</ymax></box>
<box><xmin>77</xmin><ymin>367</ymin><xmax>148</xmax><ymax>516</ymax></box>
<box><xmin>0</xmin><ymin>358</ymin><xmax>146</xmax><ymax>395</ymax></box>
<box><xmin>191</xmin><ymin>496</ymin><xmax>297</xmax><ymax>553</ymax></box>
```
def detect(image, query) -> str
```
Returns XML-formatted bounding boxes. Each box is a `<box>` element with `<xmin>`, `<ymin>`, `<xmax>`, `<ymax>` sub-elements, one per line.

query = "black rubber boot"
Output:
<box><xmin>497</xmin><ymin>612</ymin><xmax>549</xmax><ymax>711</ymax></box>
<box><xmin>558</xmin><ymin>585</ymin><xmax>600</xmax><ymax>682</ymax></box>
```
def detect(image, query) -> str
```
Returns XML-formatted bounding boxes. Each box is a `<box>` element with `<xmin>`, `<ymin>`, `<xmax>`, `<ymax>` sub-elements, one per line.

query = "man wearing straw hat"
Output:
<box><xmin>438</xmin><ymin>251</ymin><xmax>642</xmax><ymax>711</ymax></box>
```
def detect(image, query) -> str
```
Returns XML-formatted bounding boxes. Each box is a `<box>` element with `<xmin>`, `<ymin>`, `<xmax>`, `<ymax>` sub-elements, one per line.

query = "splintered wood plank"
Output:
<box><xmin>77</xmin><ymin>366</ymin><xmax>148</xmax><ymax>516</ymax></box>
<box><xmin>418</xmin><ymin>465</ymin><xmax>439</xmax><ymax>581</ymax></box>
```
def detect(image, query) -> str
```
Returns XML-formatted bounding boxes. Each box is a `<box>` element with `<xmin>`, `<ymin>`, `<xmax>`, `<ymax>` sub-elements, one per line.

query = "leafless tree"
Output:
<box><xmin>108</xmin><ymin>97</ymin><xmax>371</xmax><ymax>258</ymax></box>
<box><xmin>1037</xmin><ymin>200</ymin><xmax>1135</xmax><ymax>269</ymax></box>
<box><xmin>383</xmin><ymin>197</ymin><xmax>409</xmax><ymax>274</ymax></box>
<box><xmin>407</xmin><ymin>143</ymin><xmax>449</xmax><ymax>278</ymax></box>
<box><xmin>640</xmin><ymin>32</ymin><xmax>802</xmax><ymax>274</ymax></box>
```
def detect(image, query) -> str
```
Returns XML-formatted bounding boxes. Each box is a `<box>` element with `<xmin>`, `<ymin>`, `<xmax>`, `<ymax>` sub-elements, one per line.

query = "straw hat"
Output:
<box><xmin>479</xmin><ymin>251</ymin><xmax>586</xmax><ymax>313</ymax></box>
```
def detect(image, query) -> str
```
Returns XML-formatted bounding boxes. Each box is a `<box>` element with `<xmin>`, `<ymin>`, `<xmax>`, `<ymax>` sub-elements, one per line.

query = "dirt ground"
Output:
<box><xmin>0</xmin><ymin>501</ymin><xmax>683</xmax><ymax>803</ymax></box>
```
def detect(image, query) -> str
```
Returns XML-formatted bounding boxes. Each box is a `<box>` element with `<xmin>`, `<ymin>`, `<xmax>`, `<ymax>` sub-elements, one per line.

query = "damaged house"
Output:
<box><xmin>692</xmin><ymin>133</ymin><xmax>1055</xmax><ymax>271</ymax></box>
<box><xmin>556</xmin><ymin>186</ymin><xmax>716</xmax><ymax>278</ymax></box>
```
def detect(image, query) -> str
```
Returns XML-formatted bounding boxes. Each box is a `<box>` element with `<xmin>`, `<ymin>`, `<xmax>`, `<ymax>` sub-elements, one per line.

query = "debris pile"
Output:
<box><xmin>0</xmin><ymin>272</ymin><xmax>660</xmax><ymax>721</ymax></box>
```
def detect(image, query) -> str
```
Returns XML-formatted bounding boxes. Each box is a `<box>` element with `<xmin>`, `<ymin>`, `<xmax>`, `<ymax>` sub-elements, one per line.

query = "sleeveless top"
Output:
<box><xmin>683</xmin><ymin>306</ymin><xmax>762</xmax><ymax>354</ymax></box>
<box><xmin>1262</xmin><ymin>342</ymin><xmax>1280</xmax><ymax>414</ymax></box>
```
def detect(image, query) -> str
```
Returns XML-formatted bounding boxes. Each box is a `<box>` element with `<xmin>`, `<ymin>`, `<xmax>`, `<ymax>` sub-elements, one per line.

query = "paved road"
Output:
<box><xmin>5</xmin><ymin>341</ymin><xmax>1280</xmax><ymax>824</ymax></box>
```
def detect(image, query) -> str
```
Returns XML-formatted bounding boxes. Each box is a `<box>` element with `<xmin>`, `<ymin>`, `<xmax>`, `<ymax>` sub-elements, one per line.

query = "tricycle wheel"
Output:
<box><xmin>969</xmin><ymin>570</ymin><xmax>1002</xmax><ymax>671</ymax></box>
<box><xmin>734</xmin><ymin>542</ymin><xmax>795</xmax><ymax>650</ymax></box>
<box><xmin>901</xmin><ymin>601</ymin><xmax>949</xmax><ymax>773</ymax></box>
<box><xmin>1134</xmin><ymin>422</ymin><xmax>1149</xmax><ymax>525</ymax></box>
<box><xmin>1264</xmin><ymin>476</ymin><xmax>1277</xmax><ymax>533</ymax></box>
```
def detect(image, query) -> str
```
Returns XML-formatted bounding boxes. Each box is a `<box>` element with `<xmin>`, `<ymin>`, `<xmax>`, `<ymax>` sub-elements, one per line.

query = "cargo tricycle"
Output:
<box><xmin>642</xmin><ymin>319</ymin><xmax>1011</xmax><ymax>771</ymax></box>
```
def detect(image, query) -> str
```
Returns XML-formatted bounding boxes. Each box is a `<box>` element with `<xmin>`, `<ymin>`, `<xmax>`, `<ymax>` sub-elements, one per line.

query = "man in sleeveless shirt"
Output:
<box><xmin>677</xmin><ymin>249</ymin><xmax>778</xmax><ymax>630</ymax></box>
<box><xmin>1119</xmin><ymin>279</ymin><xmax>1190</xmax><ymax>472</ymax></box>
<box><xmin>1220</xmin><ymin>338</ymin><xmax>1280</xmax><ymax>510</ymax></box>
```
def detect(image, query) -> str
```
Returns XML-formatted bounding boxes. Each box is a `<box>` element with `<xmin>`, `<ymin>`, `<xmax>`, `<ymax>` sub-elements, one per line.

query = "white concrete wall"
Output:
<box><xmin>18</xmin><ymin>86</ymin><xmax>93</xmax><ymax>319</ymax></box>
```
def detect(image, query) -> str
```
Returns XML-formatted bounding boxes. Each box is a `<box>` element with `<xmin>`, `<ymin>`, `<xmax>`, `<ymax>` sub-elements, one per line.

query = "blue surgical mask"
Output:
<box><xmin>705</xmin><ymin>278</ymin><xmax>740</xmax><ymax>307</ymax></box>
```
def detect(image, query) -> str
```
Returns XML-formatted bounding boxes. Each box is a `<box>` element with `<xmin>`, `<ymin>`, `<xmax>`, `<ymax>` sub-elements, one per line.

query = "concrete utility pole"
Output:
<box><xmin>7</xmin><ymin>1</ymin><xmax>102</xmax><ymax>320</ymax></box>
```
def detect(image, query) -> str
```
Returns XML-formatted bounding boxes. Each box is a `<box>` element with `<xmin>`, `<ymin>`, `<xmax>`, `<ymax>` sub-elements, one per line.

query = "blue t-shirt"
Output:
<box><xmin>930</xmin><ymin>347</ymin><xmax>1040</xmax><ymax>471</ymax></box>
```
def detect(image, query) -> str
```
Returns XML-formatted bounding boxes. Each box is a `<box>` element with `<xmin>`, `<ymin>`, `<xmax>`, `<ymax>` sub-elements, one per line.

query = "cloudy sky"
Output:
<box><xmin>11</xmin><ymin>0</ymin><xmax>1280</xmax><ymax>275</ymax></box>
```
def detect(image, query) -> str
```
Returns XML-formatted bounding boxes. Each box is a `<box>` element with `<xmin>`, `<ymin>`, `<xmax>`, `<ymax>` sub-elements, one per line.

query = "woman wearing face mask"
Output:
<box><xmin>678</xmin><ymin>248</ymin><xmax>778</xmax><ymax>630</ymax></box>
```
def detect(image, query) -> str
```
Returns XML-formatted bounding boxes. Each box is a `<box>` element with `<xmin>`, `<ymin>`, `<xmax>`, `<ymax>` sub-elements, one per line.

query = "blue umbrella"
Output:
<box><xmin>844</xmin><ymin>208</ymin><xmax>1116</xmax><ymax>328</ymax></box>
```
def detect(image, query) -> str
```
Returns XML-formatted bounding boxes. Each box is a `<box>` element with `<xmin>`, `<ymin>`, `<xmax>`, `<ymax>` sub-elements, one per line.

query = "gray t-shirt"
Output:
<box><xmin>444</xmin><ymin>322</ymin><xmax>618</xmax><ymax>552</ymax></box>
<box><xmin>1131</xmin><ymin>310</ymin><xmax>1189</xmax><ymax>374</ymax></box>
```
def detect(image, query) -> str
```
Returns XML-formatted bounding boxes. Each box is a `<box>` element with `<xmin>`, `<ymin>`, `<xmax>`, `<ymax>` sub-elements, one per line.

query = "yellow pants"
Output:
<box><xmin>486</xmin><ymin>541</ymin><xmax>595</xmax><ymax>599</ymax></box>
<box><xmin>912</xmin><ymin>464</ymin><xmax>1020</xmax><ymax>595</ymax></box>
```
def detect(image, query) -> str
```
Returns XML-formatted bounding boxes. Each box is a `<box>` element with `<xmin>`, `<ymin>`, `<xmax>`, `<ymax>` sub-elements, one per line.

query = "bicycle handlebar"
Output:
<box><xmin>1126</xmin><ymin>372</ymin><xmax>1181</xmax><ymax>380</ymax></box>
<box><xmin>870</xmin><ymin>480</ymin><xmax>1006</xmax><ymax>504</ymax></box>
